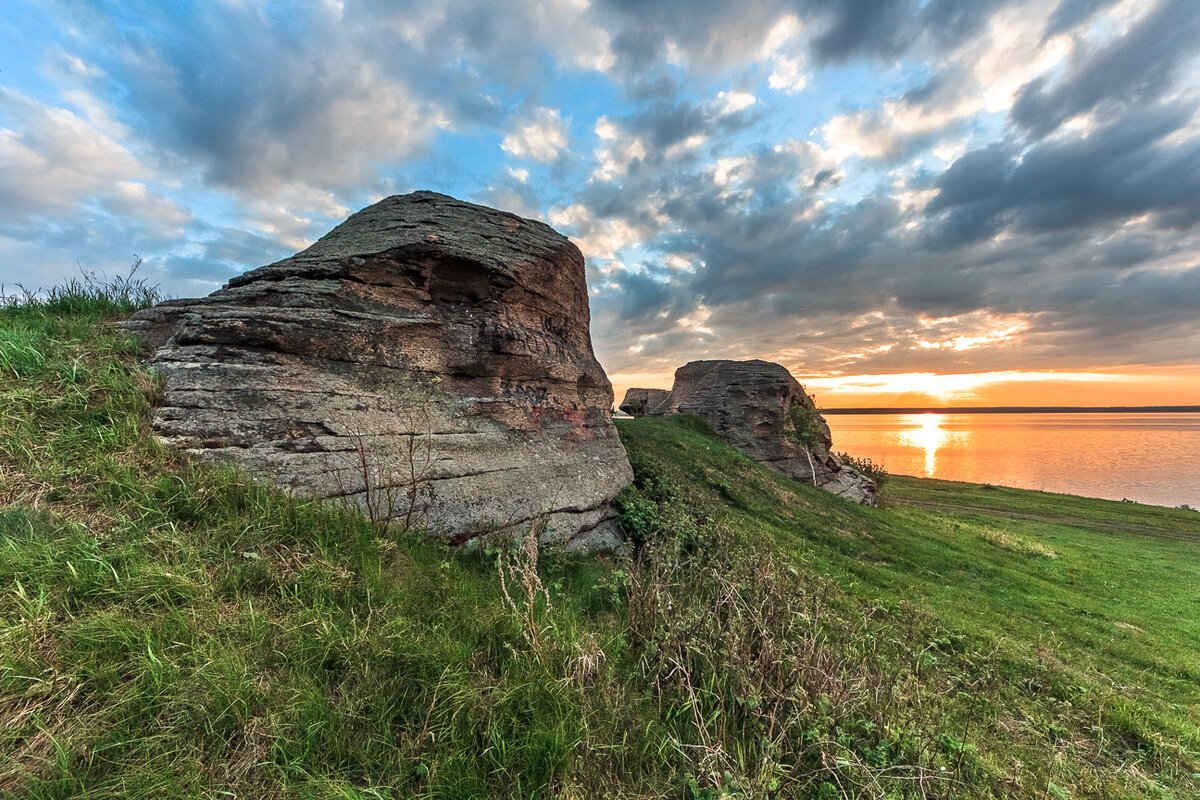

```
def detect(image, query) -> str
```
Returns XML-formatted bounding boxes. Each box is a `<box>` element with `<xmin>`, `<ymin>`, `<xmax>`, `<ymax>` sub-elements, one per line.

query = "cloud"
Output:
<box><xmin>807</xmin><ymin>0</ymin><xmax>922</xmax><ymax>63</ymax></box>
<box><xmin>51</xmin><ymin>2</ymin><xmax>448</xmax><ymax>197</ymax></box>
<box><xmin>0</xmin><ymin>88</ymin><xmax>142</xmax><ymax>218</ymax></box>
<box><xmin>926</xmin><ymin>100</ymin><xmax>1200</xmax><ymax>245</ymax></box>
<box><xmin>549</xmin><ymin>202</ymin><xmax>661</xmax><ymax>263</ymax></box>
<box><xmin>822</xmin><ymin>2</ymin><xmax>1076</xmax><ymax>163</ymax></box>
<box><xmin>717</xmin><ymin>91</ymin><xmax>757</xmax><ymax>114</ymax></box>
<box><xmin>768</xmin><ymin>54</ymin><xmax>808</xmax><ymax>93</ymax></box>
<box><xmin>238</xmin><ymin>188</ymin><xmax>351</xmax><ymax>252</ymax></box>
<box><xmin>590</xmin><ymin>0</ymin><xmax>1011</xmax><ymax>75</ymax></box>
<box><xmin>823</xmin><ymin>87</ymin><xmax>972</xmax><ymax>161</ymax></box>
<box><xmin>501</xmin><ymin>107</ymin><xmax>570</xmax><ymax>162</ymax></box>
<box><xmin>1043</xmin><ymin>0</ymin><xmax>1122</xmax><ymax>36</ymax></box>
<box><xmin>590</xmin><ymin>116</ymin><xmax>649</xmax><ymax>182</ymax></box>
<box><xmin>1012</xmin><ymin>0</ymin><xmax>1200</xmax><ymax>138</ymax></box>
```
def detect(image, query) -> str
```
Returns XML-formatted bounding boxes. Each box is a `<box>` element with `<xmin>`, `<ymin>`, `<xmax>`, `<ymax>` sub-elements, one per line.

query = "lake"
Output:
<box><xmin>823</xmin><ymin>412</ymin><xmax>1200</xmax><ymax>509</ymax></box>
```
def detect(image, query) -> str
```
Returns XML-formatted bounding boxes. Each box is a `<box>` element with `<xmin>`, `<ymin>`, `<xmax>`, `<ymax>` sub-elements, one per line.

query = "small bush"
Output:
<box><xmin>837</xmin><ymin>451</ymin><xmax>888</xmax><ymax>487</ymax></box>
<box><xmin>786</xmin><ymin>396</ymin><xmax>823</xmax><ymax>448</ymax></box>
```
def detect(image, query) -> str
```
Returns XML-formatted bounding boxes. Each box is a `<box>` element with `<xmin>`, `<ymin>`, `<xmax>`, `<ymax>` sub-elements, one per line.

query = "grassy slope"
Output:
<box><xmin>623</xmin><ymin>418</ymin><xmax>1200</xmax><ymax>791</ymax></box>
<box><xmin>620</xmin><ymin>418</ymin><xmax>1200</xmax><ymax>799</ymax></box>
<box><xmin>1</xmin><ymin>296</ymin><xmax>1198</xmax><ymax>799</ymax></box>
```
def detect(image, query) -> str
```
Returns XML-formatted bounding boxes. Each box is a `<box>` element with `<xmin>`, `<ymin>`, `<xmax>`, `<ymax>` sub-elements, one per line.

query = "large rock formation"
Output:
<box><xmin>652</xmin><ymin>360</ymin><xmax>877</xmax><ymax>505</ymax></box>
<box><xmin>618</xmin><ymin>387</ymin><xmax>669</xmax><ymax>417</ymax></box>
<box><xmin>125</xmin><ymin>191</ymin><xmax>633</xmax><ymax>551</ymax></box>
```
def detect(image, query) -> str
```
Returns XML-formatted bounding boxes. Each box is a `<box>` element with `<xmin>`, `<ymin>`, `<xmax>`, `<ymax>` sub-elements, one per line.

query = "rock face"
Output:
<box><xmin>125</xmin><ymin>191</ymin><xmax>633</xmax><ymax>551</ymax></box>
<box><xmin>652</xmin><ymin>360</ymin><xmax>877</xmax><ymax>505</ymax></box>
<box><xmin>618</xmin><ymin>387</ymin><xmax>670</xmax><ymax>417</ymax></box>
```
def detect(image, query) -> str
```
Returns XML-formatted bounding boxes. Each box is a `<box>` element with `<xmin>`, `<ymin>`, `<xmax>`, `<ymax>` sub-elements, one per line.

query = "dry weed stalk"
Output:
<box><xmin>496</xmin><ymin>518</ymin><xmax>553</xmax><ymax>662</ymax></box>
<box><xmin>567</xmin><ymin>633</ymin><xmax>606</xmax><ymax>688</ymax></box>
<box><xmin>326</xmin><ymin>403</ymin><xmax>437</xmax><ymax>534</ymax></box>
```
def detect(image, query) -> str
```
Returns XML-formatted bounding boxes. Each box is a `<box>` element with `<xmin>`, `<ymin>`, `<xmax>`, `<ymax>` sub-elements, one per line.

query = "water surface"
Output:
<box><xmin>824</xmin><ymin>412</ymin><xmax>1200</xmax><ymax>509</ymax></box>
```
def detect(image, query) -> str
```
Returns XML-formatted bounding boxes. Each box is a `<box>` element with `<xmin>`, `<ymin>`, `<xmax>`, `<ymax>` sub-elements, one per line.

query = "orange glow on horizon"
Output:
<box><xmin>607</xmin><ymin>366</ymin><xmax>1200</xmax><ymax>410</ymax></box>
<box><xmin>802</xmin><ymin>366</ymin><xmax>1200</xmax><ymax>408</ymax></box>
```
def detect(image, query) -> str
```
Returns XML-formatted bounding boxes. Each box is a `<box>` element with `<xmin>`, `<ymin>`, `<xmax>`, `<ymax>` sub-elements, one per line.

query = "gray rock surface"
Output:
<box><xmin>618</xmin><ymin>387</ymin><xmax>670</xmax><ymax>417</ymax></box>
<box><xmin>125</xmin><ymin>191</ymin><xmax>633</xmax><ymax>550</ymax></box>
<box><xmin>652</xmin><ymin>360</ymin><xmax>877</xmax><ymax>505</ymax></box>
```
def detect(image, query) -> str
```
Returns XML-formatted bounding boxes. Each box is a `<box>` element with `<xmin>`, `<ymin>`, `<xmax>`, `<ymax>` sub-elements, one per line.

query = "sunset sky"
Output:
<box><xmin>3</xmin><ymin>0</ymin><xmax>1199</xmax><ymax>407</ymax></box>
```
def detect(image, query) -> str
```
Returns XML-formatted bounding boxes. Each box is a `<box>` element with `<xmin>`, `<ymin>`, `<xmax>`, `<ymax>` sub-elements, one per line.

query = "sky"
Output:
<box><xmin>2</xmin><ymin>0</ymin><xmax>1199</xmax><ymax>408</ymax></box>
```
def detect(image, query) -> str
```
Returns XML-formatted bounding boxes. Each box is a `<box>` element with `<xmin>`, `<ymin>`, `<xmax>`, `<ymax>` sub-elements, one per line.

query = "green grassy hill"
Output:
<box><xmin>1</xmin><ymin>288</ymin><xmax>1198</xmax><ymax>799</ymax></box>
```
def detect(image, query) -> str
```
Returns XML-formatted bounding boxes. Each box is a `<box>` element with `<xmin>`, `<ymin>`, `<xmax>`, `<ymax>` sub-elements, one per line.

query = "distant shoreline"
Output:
<box><xmin>821</xmin><ymin>405</ymin><xmax>1200</xmax><ymax>414</ymax></box>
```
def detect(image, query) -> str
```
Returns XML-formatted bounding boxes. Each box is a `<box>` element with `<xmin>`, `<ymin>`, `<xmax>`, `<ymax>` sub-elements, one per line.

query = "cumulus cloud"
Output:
<box><xmin>717</xmin><ymin>91</ymin><xmax>757</xmax><ymax>114</ymax></box>
<box><xmin>549</xmin><ymin>202</ymin><xmax>662</xmax><ymax>264</ymax></box>
<box><xmin>0</xmin><ymin>88</ymin><xmax>142</xmax><ymax>218</ymax></box>
<box><xmin>590</xmin><ymin>116</ymin><xmax>649</xmax><ymax>182</ymax></box>
<box><xmin>768</xmin><ymin>55</ymin><xmax>809</xmax><ymax>93</ymax></box>
<box><xmin>822</xmin><ymin>2</ymin><xmax>1075</xmax><ymax>163</ymax></box>
<box><xmin>1011</xmin><ymin>0</ymin><xmax>1200</xmax><ymax>138</ymax></box>
<box><xmin>501</xmin><ymin>107</ymin><xmax>570</xmax><ymax>162</ymax></box>
<box><xmin>106</xmin><ymin>6</ymin><xmax>441</xmax><ymax>194</ymax></box>
<box><xmin>590</xmin><ymin>0</ymin><xmax>1005</xmax><ymax>76</ymax></box>
<box><xmin>926</xmin><ymin>100</ymin><xmax>1200</xmax><ymax>244</ymax></box>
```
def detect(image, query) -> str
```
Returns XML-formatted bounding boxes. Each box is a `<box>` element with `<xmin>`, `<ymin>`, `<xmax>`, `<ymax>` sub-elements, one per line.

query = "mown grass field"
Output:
<box><xmin>1</xmin><ymin>284</ymin><xmax>1197</xmax><ymax>799</ymax></box>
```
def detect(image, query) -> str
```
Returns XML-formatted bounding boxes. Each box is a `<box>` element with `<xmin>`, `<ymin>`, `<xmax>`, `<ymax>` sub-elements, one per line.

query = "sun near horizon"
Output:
<box><xmin>608</xmin><ymin>365</ymin><xmax>1200</xmax><ymax>410</ymax></box>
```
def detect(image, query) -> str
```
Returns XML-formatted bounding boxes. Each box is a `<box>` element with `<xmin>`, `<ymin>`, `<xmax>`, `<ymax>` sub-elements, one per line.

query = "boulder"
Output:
<box><xmin>652</xmin><ymin>359</ymin><xmax>877</xmax><ymax>505</ymax></box>
<box><xmin>125</xmin><ymin>191</ymin><xmax>633</xmax><ymax>551</ymax></box>
<box><xmin>618</xmin><ymin>387</ymin><xmax>670</xmax><ymax>417</ymax></box>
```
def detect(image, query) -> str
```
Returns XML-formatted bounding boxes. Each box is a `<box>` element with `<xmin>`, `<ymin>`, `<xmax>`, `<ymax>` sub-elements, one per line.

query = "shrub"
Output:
<box><xmin>786</xmin><ymin>396</ymin><xmax>823</xmax><ymax>448</ymax></box>
<box><xmin>836</xmin><ymin>451</ymin><xmax>888</xmax><ymax>487</ymax></box>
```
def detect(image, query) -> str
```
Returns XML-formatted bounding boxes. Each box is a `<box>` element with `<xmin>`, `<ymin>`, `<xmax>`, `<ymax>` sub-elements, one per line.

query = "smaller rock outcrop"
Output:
<box><xmin>652</xmin><ymin>360</ymin><xmax>877</xmax><ymax>505</ymax></box>
<box><xmin>619</xmin><ymin>387</ymin><xmax>670</xmax><ymax>417</ymax></box>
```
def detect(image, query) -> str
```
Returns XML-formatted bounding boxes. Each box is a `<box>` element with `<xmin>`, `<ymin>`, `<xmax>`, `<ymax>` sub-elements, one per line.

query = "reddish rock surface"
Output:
<box><xmin>652</xmin><ymin>359</ymin><xmax>877</xmax><ymax>505</ymax></box>
<box><xmin>126</xmin><ymin>191</ymin><xmax>633</xmax><ymax>550</ymax></box>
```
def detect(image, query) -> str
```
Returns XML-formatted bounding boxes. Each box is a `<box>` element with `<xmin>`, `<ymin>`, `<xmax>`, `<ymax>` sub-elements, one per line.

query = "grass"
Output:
<box><xmin>617</xmin><ymin>418</ymin><xmax>1200</xmax><ymax>798</ymax></box>
<box><xmin>1</xmin><ymin>284</ymin><xmax>1198</xmax><ymax>798</ymax></box>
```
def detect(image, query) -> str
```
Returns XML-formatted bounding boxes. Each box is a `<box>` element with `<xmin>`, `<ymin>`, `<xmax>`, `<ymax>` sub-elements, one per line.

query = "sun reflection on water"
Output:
<box><xmin>895</xmin><ymin>414</ymin><xmax>966</xmax><ymax>476</ymax></box>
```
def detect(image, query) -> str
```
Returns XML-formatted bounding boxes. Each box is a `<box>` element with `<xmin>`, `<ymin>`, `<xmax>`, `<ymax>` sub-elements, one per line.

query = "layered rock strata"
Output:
<box><xmin>618</xmin><ymin>387</ymin><xmax>670</xmax><ymax>417</ymax></box>
<box><xmin>652</xmin><ymin>360</ymin><xmax>877</xmax><ymax>505</ymax></box>
<box><xmin>126</xmin><ymin>191</ymin><xmax>633</xmax><ymax>551</ymax></box>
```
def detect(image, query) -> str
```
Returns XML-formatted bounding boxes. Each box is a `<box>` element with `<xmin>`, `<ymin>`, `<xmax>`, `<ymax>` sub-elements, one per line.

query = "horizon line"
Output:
<box><xmin>821</xmin><ymin>405</ymin><xmax>1200</xmax><ymax>414</ymax></box>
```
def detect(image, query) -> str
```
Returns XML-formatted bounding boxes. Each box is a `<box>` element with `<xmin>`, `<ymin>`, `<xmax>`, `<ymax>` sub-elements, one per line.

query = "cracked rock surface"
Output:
<box><xmin>125</xmin><ymin>191</ymin><xmax>633</xmax><ymax>551</ymax></box>
<box><xmin>652</xmin><ymin>360</ymin><xmax>877</xmax><ymax>505</ymax></box>
<box><xmin>618</xmin><ymin>388</ymin><xmax>670</xmax><ymax>417</ymax></box>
